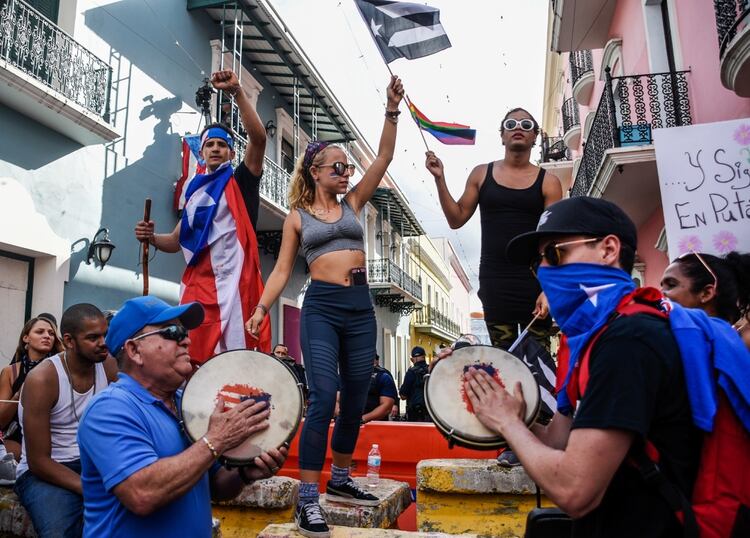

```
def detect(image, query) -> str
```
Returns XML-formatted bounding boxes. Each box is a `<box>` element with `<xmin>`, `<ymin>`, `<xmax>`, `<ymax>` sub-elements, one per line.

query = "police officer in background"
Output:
<box><xmin>361</xmin><ymin>354</ymin><xmax>398</xmax><ymax>423</ymax></box>
<box><xmin>399</xmin><ymin>346</ymin><xmax>431</xmax><ymax>422</ymax></box>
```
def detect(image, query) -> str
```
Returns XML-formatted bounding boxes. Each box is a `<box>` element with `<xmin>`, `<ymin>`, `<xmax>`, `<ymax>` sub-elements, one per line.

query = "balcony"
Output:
<box><xmin>551</xmin><ymin>0</ymin><xmax>617</xmax><ymax>52</ymax></box>
<box><xmin>414</xmin><ymin>305</ymin><xmax>460</xmax><ymax>342</ymax></box>
<box><xmin>562</xmin><ymin>97</ymin><xmax>581</xmax><ymax>148</ymax></box>
<box><xmin>541</xmin><ymin>134</ymin><xmax>570</xmax><ymax>163</ymax></box>
<box><xmin>571</xmin><ymin>68</ymin><xmax>691</xmax><ymax>225</ymax></box>
<box><xmin>570</xmin><ymin>50</ymin><xmax>595</xmax><ymax>105</ymax></box>
<box><xmin>368</xmin><ymin>258</ymin><xmax>422</xmax><ymax>315</ymax></box>
<box><xmin>0</xmin><ymin>0</ymin><xmax>118</xmax><ymax>144</ymax></box>
<box><xmin>715</xmin><ymin>0</ymin><xmax>750</xmax><ymax>96</ymax></box>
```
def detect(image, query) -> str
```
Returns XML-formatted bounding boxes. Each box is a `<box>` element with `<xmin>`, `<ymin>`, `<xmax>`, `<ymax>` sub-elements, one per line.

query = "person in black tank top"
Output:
<box><xmin>425</xmin><ymin>108</ymin><xmax>563</xmax><ymax>351</ymax></box>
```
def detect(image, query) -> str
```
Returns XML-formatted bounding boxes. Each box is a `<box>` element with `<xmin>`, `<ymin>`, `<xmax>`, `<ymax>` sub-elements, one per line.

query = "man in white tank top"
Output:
<box><xmin>15</xmin><ymin>304</ymin><xmax>118</xmax><ymax>538</ymax></box>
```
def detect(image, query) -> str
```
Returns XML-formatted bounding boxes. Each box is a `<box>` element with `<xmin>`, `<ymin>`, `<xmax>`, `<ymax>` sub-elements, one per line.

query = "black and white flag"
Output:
<box><xmin>510</xmin><ymin>337</ymin><xmax>558</xmax><ymax>424</ymax></box>
<box><xmin>354</xmin><ymin>0</ymin><xmax>452</xmax><ymax>63</ymax></box>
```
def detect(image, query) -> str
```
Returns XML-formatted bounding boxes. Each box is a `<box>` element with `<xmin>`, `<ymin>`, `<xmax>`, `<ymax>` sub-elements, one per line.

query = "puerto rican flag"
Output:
<box><xmin>174</xmin><ymin>135</ymin><xmax>205</xmax><ymax>211</ymax></box>
<box><xmin>179</xmin><ymin>161</ymin><xmax>272</xmax><ymax>363</ymax></box>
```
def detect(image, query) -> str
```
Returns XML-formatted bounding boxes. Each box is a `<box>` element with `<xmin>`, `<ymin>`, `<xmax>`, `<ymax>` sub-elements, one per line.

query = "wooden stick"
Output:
<box><xmin>384</xmin><ymin>64</ymin><xmax>430</xmax><ymax>152</ymax></box>
<box><xmin>142</xmin><ymin>198</ymin><xmax>152</xmax><ymax>296</ymax></box>
<box><xmin>507</xmin><ymin>313</ymin><xmax>542</xmax><ymax>354</ymax></box>
<box><xmin>0</xmin><ymin>400</ymin><xmax>18</xmax><ymax>404</ymax></box>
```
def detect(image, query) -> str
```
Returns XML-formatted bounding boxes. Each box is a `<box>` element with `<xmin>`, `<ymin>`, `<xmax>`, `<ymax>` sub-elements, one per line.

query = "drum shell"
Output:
<box><xmin>424</xmin><ymin>345</ymin><xmax>540</xmax><ymax>450</ymax></box>
<box><xmin>179</xmin><ymin>350</ymin><xmax>304</xmax><ymax>466</ymax></box>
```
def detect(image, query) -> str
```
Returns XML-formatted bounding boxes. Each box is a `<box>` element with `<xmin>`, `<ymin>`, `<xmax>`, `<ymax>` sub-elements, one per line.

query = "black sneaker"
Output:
<box><xmin>497</xmin><ymin>450</ymin><xmax>521</xmax><ymax>468</ymax></box>
<box><xmin>325</xmin><ymin>478</ymin><xmax>380</xmax><ymax>506</ymax></box>
<box><xmin>295</xmin><ymin>502</ymin><xmax>330</xmax><ymax>538</ymax></box>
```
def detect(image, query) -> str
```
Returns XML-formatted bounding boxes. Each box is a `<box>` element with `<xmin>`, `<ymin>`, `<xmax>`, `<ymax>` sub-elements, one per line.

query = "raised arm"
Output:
<box><xmin>211</xmin><ymin>70</ymin><xmax>266</xmax><ymax>176</ymax></box>
<box><xmin>246</xmin><ymin>213</ymin><xmax>301</xmax><ymax>336</ymax></box>
<box><xmin>426</xmin><ymin>154</ymin><xmax>483</xmax><ymax>229</ymax></box>
<box><xmin>134</xmin><ymin>219</ymin><xmax>181</xmax><ymax>254</ymax></box>
<box><xmin>345</xmin><ymin>76</ymin><xmax>404</xmax><ymax>213</ymax></box>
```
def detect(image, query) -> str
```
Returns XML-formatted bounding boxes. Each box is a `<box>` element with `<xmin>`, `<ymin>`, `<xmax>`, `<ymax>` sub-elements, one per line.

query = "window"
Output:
<box><xmin>281</xmin><ymin>139</ymin><xmax>294</xmax><ymax>174</ymax></box>
<box><xmin>29</xmin><ymin>0</ymin><xmax>59</xmax><ymax>23</ymax></box>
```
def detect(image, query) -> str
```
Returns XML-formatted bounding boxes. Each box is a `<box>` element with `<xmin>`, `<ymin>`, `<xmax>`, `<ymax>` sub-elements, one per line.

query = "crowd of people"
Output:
<box><xmin>3</xmin><ymin>65</ymin><xmax>749</xmax><ymax>538</ymax></box>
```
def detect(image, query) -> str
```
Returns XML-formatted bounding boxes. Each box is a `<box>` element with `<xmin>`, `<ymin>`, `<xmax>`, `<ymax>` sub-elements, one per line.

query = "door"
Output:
<box><xmin>283</xmin><ymin>304</ymin><xmax>302</xmax><ymax>364</ymax></box>
<box><xmin>0</xmin><ymin>252</ymin><xmax>34</xmax><ymax>365</ymax></box>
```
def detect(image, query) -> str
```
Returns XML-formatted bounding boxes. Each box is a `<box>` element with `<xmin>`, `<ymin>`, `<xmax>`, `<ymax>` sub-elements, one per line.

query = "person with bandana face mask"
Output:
<box><xmin>463</xmin><ymin>197</ymin><xmax>703</xmax><ymax>538</ymax></box>
<box><xmin>134</xmin><ymin>69</ymin><xmax>271</xmax><ymax>361</ymax></box>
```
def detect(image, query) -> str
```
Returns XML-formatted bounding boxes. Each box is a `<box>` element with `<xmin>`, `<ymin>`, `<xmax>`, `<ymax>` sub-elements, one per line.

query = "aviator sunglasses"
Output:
<box><xmin>131</xmin><ymin>324</ymin><xmax>189</xmax><ymax>344</ymax></box>
<box><xmin>502</xmin><ymin>118</ymin><xmax>536</xmax><ymax>132</ymax></box>
<box><xmin>531</xmin><ymin>237</ymin><xmax>603</xmax><ymax>272</ymax></box>
<box><xmin>316</xmin><ymin>162</ymin><xmax>356</xmax><ymax>176</ymax></box>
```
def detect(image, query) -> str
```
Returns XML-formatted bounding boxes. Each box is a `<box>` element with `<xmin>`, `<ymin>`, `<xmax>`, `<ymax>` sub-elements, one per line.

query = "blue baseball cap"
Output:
<box><xmin>106</xmin><ymin>296</ymin><xmax>204</xmax><ymax>356</ymax></box>
<box><xmin>411</xmin><ymin>346</ymin><xmax>426</xmax><ymax>358</ymax></box>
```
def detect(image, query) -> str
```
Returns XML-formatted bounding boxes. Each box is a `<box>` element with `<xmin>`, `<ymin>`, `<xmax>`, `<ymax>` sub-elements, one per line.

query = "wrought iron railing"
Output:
<box><xmin>0</xmin><ymin>0</ymin><xmax>112</xmax><ymax>120</ymax></box>
<box><xmin>714</xmin><ymin>0</ymin><xmax>750</xmax><ymax>57</ymax></box>
<box><xmin>232</xmin><ymin>134</ymin><xmax>292</xmax><ymax>211</ymax></box>
<box><xmin>367</xmin><ymin>258</ymin><xmax>422</xmax><ymax>301</ymax></box>
<box><xmin>562</xmin><ymin>97</ymin><xmax>580</xmax><ymax>133</ymax></box>
<box><xmin>414</xmin><ymin>305</ymin><xmax>460</xmax><ymax>338</ymax></box>
<box><xmin>541</xmin><ymin>134</ymin><xmax>571</xmax><ymax>162</ymax></box>
<box><xmin>570</xmin><ymin>49</ymin><xmax>594</xmax><ymax>88</ymax></box>
<box><xmin>571</xmin><ymin>68</ymin><xmax>691</xmax><ymax>197</ymax></box>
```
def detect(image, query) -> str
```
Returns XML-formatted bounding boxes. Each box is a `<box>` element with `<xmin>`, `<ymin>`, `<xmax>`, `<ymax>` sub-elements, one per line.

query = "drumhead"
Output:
<box><xmin>180</xmin><ymin>349</ymin><xmax>303</xmax><ymax>465</ymax></box>
<box><xmin>425</xmin><ymin>345</ymin><xmax>540</xmax><ymax>449</ymax></box>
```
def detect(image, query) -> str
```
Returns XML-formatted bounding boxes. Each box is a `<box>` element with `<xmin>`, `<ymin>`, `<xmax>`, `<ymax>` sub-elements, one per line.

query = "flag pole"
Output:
<box><xmin>384</xmin><ymin>64</ymin><xmax>430</xmax><ymax>152</ymax></box>
<box><xmin>507</xmin><ymin>313</ymin><xmax>541</xmax><ymax>354</ymax></box>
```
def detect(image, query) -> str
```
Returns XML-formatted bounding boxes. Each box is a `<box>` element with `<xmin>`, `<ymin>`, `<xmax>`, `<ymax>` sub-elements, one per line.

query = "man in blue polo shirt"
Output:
<box><xmin>77</xmin><ymin>296</ymin><xmax>287</xmax><ymax>538</ymax></box>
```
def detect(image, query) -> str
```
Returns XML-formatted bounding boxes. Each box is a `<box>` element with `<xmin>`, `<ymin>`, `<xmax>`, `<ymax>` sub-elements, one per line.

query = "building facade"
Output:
<box><xmin>541</xmin><ymin>0</ymin><xmax>750</xmax><ymax>286</ymax></box>
<box><xmin>0</xmin><ymin>0</ymin><xmax>426</xmax><ymax>364</ymax></box>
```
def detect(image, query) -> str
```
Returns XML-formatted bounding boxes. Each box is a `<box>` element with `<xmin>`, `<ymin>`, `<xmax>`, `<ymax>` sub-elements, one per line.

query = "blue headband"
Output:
<box><xmin>201</xmin><ymin>127</ymin><xmax>234</xmax><ymax>150</ymax></box>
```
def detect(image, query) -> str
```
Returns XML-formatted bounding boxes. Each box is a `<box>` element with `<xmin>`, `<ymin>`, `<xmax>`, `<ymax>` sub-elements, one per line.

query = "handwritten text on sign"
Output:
<box><xmin>654</xmin><ymin>118</ymin><xmax>750</xmax><ymax>259</ymax></box>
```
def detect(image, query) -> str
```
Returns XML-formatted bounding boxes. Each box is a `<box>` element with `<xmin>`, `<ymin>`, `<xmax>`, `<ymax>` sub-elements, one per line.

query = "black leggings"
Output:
<box><xmin>298</xmin><ymin>281</ymin><xmax>376</xmax><ymax>470</ymax></box>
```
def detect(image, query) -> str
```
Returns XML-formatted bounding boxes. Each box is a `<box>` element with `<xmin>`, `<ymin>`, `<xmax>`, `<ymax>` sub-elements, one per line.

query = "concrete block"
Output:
<box><xmin>216</xmin><ymin>476</ymin><xmax>299</xmax><ymax>509</ymax></box>
<box><xmin>416</xmin><ymin>459</ymin><xmax>553</xmax><ymax>537</ymax></box>
<box><xmin>321</xmin><ymin>478</ymin><xmax>411</xmax><ymax>529</ymax></box>
<box><xmin>258</xmin><ymin>523</ymin><xmax>479</xmax><ymax>537</ymax></box>
<box><xmin>0</xmin><ymin>487</ymin><xmax>35</xmax><ymax>538</ymax></box>
<box><xmin>417</xmin><ymin>459</ymin><xmax>536</xmax><ymax>494</ymax></box>
<box><xmin>212</xmin><ymin>477</ymin><xmax>299</xmax><ymax>538</ymax></box>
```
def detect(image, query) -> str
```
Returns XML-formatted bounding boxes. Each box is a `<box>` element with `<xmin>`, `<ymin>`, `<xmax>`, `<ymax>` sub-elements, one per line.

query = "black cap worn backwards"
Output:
<box><xmin>506</xmin><ymin>197</ymin><xmax>638</xmax><ymax>265</ymax></box>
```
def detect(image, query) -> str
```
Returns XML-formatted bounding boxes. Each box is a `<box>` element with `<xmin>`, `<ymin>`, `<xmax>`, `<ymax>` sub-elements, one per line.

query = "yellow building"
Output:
<box><xmin>408</xmin><ymin>236</ymin><xmax>461</xmax><ymax>363</ymax></box>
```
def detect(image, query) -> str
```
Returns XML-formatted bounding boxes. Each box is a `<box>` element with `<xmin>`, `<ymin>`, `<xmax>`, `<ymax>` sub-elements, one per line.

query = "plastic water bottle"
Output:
<box><xmin>366</xmin><ymin>444</ymin><xmax>381</xmax><ymax>487</ymax></box>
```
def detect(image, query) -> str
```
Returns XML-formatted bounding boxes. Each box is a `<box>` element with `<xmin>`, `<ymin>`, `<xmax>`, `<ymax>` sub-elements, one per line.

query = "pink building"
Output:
<box><xmin>541</xmin><ymin>0</ymin><xmax>750</xmax><ymax>286</ymax></box>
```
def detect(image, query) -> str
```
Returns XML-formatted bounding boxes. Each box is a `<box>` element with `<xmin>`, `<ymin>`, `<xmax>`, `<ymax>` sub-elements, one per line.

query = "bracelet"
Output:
<box><xmin>201</xmin><ymin>436</ymin><xmax>220</xmax><ymax>459</ymax></box>
<box><xmin>238</xmin><ymin>466</ymin><xmax>253</xmax><ymax>485</ymax></box>
<box><xmin>254</xmin><ymin>304</ymin><xmax>268</xmax><ymax>316</ymax></box>
<box><xmin>385</xmin><ymin>109</ymin><xmax>401</xmax><ymax>118</ymax></box>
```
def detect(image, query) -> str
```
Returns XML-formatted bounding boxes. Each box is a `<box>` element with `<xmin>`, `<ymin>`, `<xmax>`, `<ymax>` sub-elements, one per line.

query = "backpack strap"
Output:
<box><xmin>629</xmin><ymin>442</ymin><xmax>699</xmax><ymax>538</ymax></box>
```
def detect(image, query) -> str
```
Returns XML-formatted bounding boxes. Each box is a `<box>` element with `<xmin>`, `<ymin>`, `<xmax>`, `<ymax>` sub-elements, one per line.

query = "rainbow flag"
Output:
<box><xmin>408</xmin><ymin>101</ymin><xmax>476</xmax><ymax>145</ymax></box>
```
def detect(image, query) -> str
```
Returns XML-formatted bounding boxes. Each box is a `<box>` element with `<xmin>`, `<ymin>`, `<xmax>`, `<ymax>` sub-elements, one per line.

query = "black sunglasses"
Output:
<box><xmin>531</xmin><ymin>237</ymin><xmax>603</xmax><ymax>272</ymax></box>
<box><xmin>316</xmin><ymin>162</ymin><xmax>356</xmax><ymax>176</ymax></box>
<box><xmin>502</xmin><ymin>118</ymin><xmax>536</xmax><ymax>132</ymax></box>
<box><xmin>132</xmin><ymin>324</ymin><xmax>189</xmax><ymax>344</ymax></box>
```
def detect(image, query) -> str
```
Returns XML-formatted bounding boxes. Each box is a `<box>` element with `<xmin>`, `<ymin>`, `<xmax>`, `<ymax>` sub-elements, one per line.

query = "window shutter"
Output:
<box><xmin>28</xmin><ymin>0</ymin><xmax>59</xmax><ymax>23</ymax></box>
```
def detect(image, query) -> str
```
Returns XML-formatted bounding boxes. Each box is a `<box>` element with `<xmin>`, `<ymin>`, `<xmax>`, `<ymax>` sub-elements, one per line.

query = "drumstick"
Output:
<box><xmin>142</xmin><ymin>198</ymin><xmax>152</xmax><ymax>296</ymax></box>
<box><xmin>507</xmin><ymin>313</ymin><xmax>541</xmax><ymax>354</ymax></box>
<box><xmin>0</xmin><ymin>400</ymin><xmax>18</xmax><ymax>404</ymax></box>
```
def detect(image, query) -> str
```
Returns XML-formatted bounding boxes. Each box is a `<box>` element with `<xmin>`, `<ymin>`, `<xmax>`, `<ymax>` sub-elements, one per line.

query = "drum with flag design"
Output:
<box><xmin>180</xmin><ymin>350</ymin><xmax>303</xmax><ymax>465</ymax></box>
<box><xmin>425</xmin><ymin>345</ymin><xmax>540</xmax><ymax>449</ymax></box>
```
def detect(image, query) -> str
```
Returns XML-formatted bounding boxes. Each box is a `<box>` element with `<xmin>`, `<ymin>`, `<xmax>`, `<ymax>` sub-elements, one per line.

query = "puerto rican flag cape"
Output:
<box><xmin>179</xmin><ymin>160</ymin><xmax>272</xmax><ymax>363</ymax></box>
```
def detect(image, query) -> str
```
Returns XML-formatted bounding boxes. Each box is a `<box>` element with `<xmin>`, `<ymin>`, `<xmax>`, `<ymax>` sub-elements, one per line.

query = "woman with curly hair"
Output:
<box><xmin>0</xmin><ymin>317</ymin><xmax>63</xmax><ymax>459</ymax></box>
<box><xmin>247</xmin><ymin>75</ymin><xmax>403</xmax><ymax>537</ymax></box>
<box><xmin>660</xmin><ymin>250</ymin><xmax>750</xmax><ymax>324</ymax></box>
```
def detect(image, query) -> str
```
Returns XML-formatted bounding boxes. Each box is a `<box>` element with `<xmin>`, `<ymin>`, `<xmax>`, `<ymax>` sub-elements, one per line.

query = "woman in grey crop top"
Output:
<box><xmin>247</xmin><ymin>76</ymin><xmax>404</xmax><ymax>536</ymax></box>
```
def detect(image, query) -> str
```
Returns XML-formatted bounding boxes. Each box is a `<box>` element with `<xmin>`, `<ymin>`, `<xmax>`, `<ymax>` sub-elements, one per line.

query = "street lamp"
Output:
<box><xmin>86</xmin><ymin>228</ymin><xmax>116</xmax><ymax>269</ymax></box>
<box><xmin>265</xmin><ymin>120</ymin><xmax>277</xmax><ymax>137</ymax></box>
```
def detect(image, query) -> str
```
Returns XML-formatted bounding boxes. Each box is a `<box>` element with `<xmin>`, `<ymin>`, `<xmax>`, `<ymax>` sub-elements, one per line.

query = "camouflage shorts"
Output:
<box><xmin>485</xmin><ymin>321</ymin><xmax>552</xmax><ymax>353</ymax></box>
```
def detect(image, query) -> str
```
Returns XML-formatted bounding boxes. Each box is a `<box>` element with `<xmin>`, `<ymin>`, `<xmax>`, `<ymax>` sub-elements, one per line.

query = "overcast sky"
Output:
<box><xmin>270</xmin><ymin>0</ymin><xmax>550</xmax><ymax>308</ymax></box>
